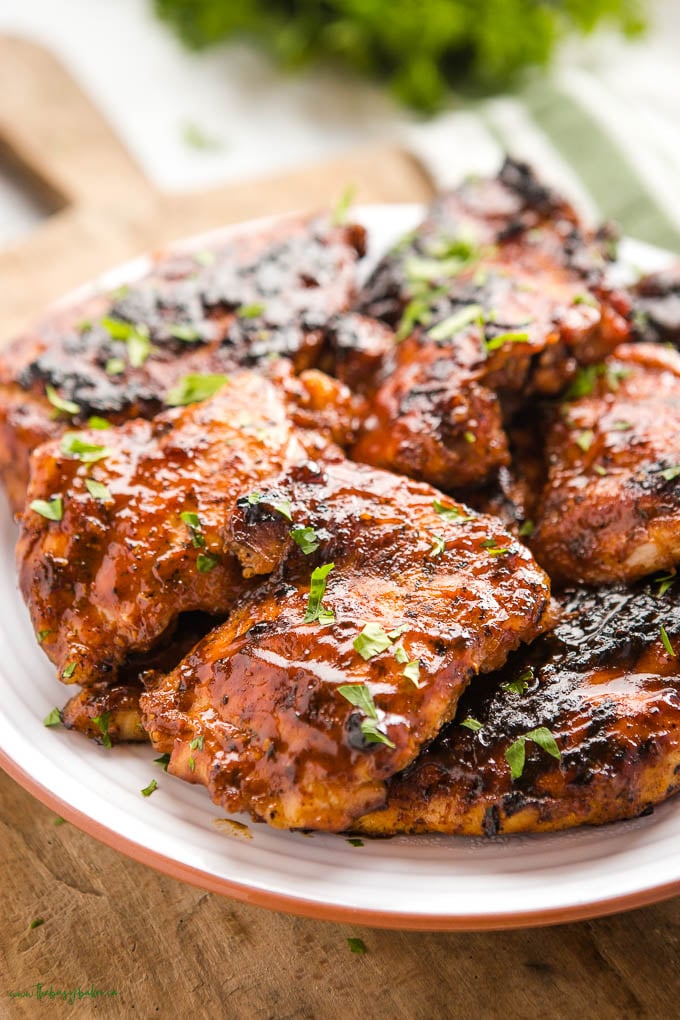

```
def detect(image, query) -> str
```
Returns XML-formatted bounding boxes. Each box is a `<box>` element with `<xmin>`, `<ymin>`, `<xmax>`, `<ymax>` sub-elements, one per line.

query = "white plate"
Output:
<box><xmin>1</xmin><ymin>205</ymin><xmax>678</xmax><ymax>931</ymax></box>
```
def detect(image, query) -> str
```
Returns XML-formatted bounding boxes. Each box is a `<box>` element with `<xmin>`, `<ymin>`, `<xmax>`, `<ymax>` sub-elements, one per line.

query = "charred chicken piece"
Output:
<box><xmin>532</xmin><ymin>343</ymin><xmax>680</xmax><ymax>585</ymax></box>
<box><xmin>631</xmin><ymin>264</ymin><xmax>680</xmax><ymax>346</ymax></box>
<box><xmin>18</xmin><ymin>368</ymin><xmax>345</xmax><ymax>687</ymax></box>
<box><xmin>141</xmin><ymin>458</ymin><xmax>550</xmax><ymax>831</ymax></box>
<box><xmin>0</xmin><ymin>215</ymin><xmax>365</xmax><ymax>511</ymax></box>
<box><xmin>350</xmin><ymin>158</ymin><xmax>630</xmax><ymax>490</ymax></box>
<box><xmin>356</xmin><ymin>581</ymin><xmax>680</xmax><ymax>836</ymax></box>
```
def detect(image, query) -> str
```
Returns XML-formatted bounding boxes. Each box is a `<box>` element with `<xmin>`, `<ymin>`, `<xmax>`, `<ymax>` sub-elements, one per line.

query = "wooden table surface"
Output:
<box><xmin>2</xmin><ymin>36</ymin><xmax>680</xmax><ymax>1020</ymax></box>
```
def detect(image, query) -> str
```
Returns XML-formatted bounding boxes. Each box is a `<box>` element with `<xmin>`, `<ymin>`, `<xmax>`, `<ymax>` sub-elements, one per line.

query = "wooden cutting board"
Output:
<box><xmin>2</xmin><ymin>35</ymin><xmax>680</xmax><ymax>1020</ymax></box>
<box><xmin>0</xmin><ymin>35</ymin><xmax>433</xmax><ymax>342</ymax></box>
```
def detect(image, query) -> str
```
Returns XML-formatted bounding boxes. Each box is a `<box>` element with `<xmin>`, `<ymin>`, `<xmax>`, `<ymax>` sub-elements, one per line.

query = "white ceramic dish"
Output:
<box><xmin>0</xmin><ymin>205</ymin><xmax>677</xmax><ymax>931</ymax></box>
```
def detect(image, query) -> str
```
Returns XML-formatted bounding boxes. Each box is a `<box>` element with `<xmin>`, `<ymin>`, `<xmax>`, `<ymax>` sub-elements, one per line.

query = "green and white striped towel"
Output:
<box><xmin>406</xmin><ymin>29</ymin><xmax>680</xmax><ymax>253</ymax></box>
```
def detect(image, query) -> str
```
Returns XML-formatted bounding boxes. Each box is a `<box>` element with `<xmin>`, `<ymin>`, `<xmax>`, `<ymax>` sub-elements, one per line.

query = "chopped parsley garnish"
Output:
<box><xmin>481</xmin><ymin>539</ymin><xmax>510</xmax><ymax>557</ymax></box>
<box><xmin>154</xmin><ymin>753</ymin><xmax>171</xmax><ymax>771</ymax></box>
<box><xmin>660</xmin><ymin>625</ymin><xmax>676</xmax><ymax>657</ymax></box>
<box><xmin>43</xmin><ymin>708</ymin><xmax>61</xmax><ymax>727</ymax></box>
<box><xmin>290</xmin><ymin>525</ymin><xmax>321</xmax><ymax>555</ymax></box>
<box><xmin>30</xmin><ymin>918</ymin><xmax>45</xmax><ymax>930</ymax></box>
<box><xmin>346</xmin><ymin>837</ymin><xmax>364</xmax><ymax>847</ymax></box>
<box><xmin>594</xmin><ymin>465</ymin><xmax>608</xmax><ymax>477</ymax></box>
<box><xmin>165</xmin><ymin>373</ymin><xmax>229</xmax><ymax>406</ymax></box>
<box><xmin>427</xmin><ymin>303</ymin><xmax>483</xmax><ymax>342</ymax></box>
<box><xmin>576</xmin><ymin>429</ymin><xmax>594</xmax><ymax>453</ymax></box>
<box><xmin>505</xmin><ymin>727</ymin><xmax>560</xmax><ymax>780</ymax></box>
<box><xmin>611</xmin><ymin>420</ymin><xmax>633</xmax><ymax>431</ymax></box>
<box><xmin>105</xmin><ymin>357</ymin><xmax>125</xmax><ymax>376</ymax></box>
<box><xmin>92</xmin><ymin>711</ymin><xmax>112</xmax><ymax>748</ymax></box>
<box><xmin>303</xmin><ymin>562</ymin><xmax>335</xmax><ymax>625</ymax></box>
<box><xmin>331</xmin><ymin>182</ymin><xmax>356</xmax><ymax>227</ymax></box>
<box><xmin>393</xmin><ymin>644</ymin><xmax>409</xmax><ymax>664</ymax></box>
<box><xmin>100</xmin><ymin>316</ymin><xmax>151</xmax><ymax>367</ymax></box>
<box><xmin>464</xmin><ymin>430</ymin><xmax>476</xmax><ymax>444</ymax></box>
<box><xmin>572</xmin><ymin>292</ymin><xmax>598</xmax><ymax>307</ymax></box>
<box><xmin>190</xmin><ymin>735</ymin><xmax>205</xmax><ymax>751</ymax></box>
<box><xmin>501</xmin><ymin>668</ymin><xmax>533</xmax><ymax>695</ymax></box>
<box><xmin>660</xmin><ymin>466</ymin><xmax>680</xmax><ymax>482</ymax></box>
<box><xmin>60</xmin><ymin>433</ymin><xmax>110</xmax><ymax>463</ymax></box>
<box><xmin>338</xmin><ymin>683</ymin><xmax>396</xmax><ymax>749</ymax></box>
<box><xmin>236</xmin><ymin>302</ymin><xmax>266</xmax><ymax>318</ymax></box>
<box><xmin>196</xmin><ymin>552</ymin><xmax>219</xmax><ymax>573</ymax></box>
<box><xmin>271</xmin><ymin>498</ymin><xmax>293</xmax><ymax>521</ymax></box>
<box><xmin>85</xmin><ymin>479</ymin><xmax>113</xmax><ymax>503</ymax></box>
<box><xmin>405</xmin><ymin>255</ymin><xmax>467</xmax><ymax>284</ymax></box>
<box><xmin>37</xmin><ymin>629</ymin><xmax>51</xmax><ymax>644</ymax></box>
<box><xmin>188</xmin><ymin>756</ymin><xmax>196</xmax><ymax>772</ymax></box>
<box><xmin>565</xmin><ymin>364</ymin><xmax>604</xmax><ymax>400</ymax></box>
<box><xmin>141</xmin><ymin>779</ymin><xmax>158</xmax><ymax>797</ymax></box>
<box><xmin>460</xmin><ymin>717</ymin><xmax>483</xmax><ymax>732</ymax></box>
<box><xmin>30</xmin><ymin>497</ymin><xmax>63</xmax><ymax>522</ymax></box>
<box><xmin>433</xmin><ymin>498</ymin><xmax>474</xmax><ymax>523</ymax></box>
<box><xmin>353</xmin><ymin>623</ymin><xmax>393</xmax><ymax>660</ymax></box>
<box><xmin>484</xmin><ymin>330</ymin><xmax>530</xmax><ymax>353</ymax></box>
<box><xmin>402</xmin><ymin>660</ymin><xmax>421</xmax><ymax>687</ymax></box>
<box><xmin>395</xmin><ymin>295</ymin><xmax>432</xmax><ymax>342</ymax></box>
<box><xmin>518</xmin><ymin>520</ymin><xmax>534</xmax><ymax>538</ymax></box>
<box><xmin>87</xmin><ymin>416</ymin><xmax>112</xmax><ymax>430</ymax></box>
<box><xmin>180</xmin><ymin>511</ymin><xmax>206</xmax><ymax>547</ymax></box>
<box><xmin>347</xmin><ymin>937</ymin><xmax>367</xmax><ymax>955</ymax></box>
<box><xmin>46</xmin><ymin>384</ymin><xmax>80</xmax><ymax>417</ymax></box>
<box><xmin>168</xmin><ymin>323</ymin><xmax>202</xmax><ymax>342</ymax></box>
<box><xmin>429</xmin><ymin>534</ymin><xmax>446</xmax><ymax>558</ymax></box>
<box><xmin>246</xmin><ymin>491</ymin><xmax>262</xmax><ymax>505</ymax></box>
<box><xmin>62</xmin><ymin>662</ymin><xmax>77</xmax><ymax>680</ymax></box>
<box><xmin>657</xmin><ymin>571</ymin><xmax>676</xmax><ymax>597</ymax></box>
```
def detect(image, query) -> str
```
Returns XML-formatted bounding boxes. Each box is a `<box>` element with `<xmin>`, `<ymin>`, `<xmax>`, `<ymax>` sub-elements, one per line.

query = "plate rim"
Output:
<box><xmin>2</xmin><ymin>203</ymin><xmax>679</xmax><ymax>931</ymax></box>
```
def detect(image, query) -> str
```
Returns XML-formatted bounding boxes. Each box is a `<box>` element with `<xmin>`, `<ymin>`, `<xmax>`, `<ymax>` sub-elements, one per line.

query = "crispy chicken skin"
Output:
<box><xmin>532</xmin><ymin>343</ymin><xmax>680</xmax><ymax>584</ymax></box>
<box><xmin>357</xmin><ymin>582</ymin><xmax>680</xmax><ymax>836</ymax></box>
<box><xmin>17</xmin><ymin>368</ymin><xmax>346</xmax><ymax>687</ymax></box>
<box><xmin>351</xmin><ymin>158</ymin><xmax>630</xmax><ymax>490</ymax></box>
<box><xmin>0</xmin><ymin>215</ymin><xmax>365</xmax><ymax>511</ymax></box>
<box><xmin>141</xmin><ymin>459</ymin><xmax>550</xmax><ymax>831</ymax></box>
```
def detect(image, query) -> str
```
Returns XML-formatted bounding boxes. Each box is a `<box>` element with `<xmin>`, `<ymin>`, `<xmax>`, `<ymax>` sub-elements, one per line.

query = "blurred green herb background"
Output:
<box><xmin>154</xmin><ymin>0</ymin><xmax>647</xmax><ymax>112</ymax></box>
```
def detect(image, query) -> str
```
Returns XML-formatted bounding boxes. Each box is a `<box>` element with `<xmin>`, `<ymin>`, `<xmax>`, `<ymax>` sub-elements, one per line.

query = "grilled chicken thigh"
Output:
<box><xmin>357</xmin><ymin>580</ymin><xmax>680</xmax><ymax>836</ymax></box>
<box><xmin>351</xmin><ymin>158</ymin><xmax>630</xmax><ymax>490</ymax></box>
<box><xmin>17</xmin><ymin>367</ymin><xmax>349</xmax><ymax>687</ymax></box>
<box><xmin>141</xmin><ymin>458</ymin><xmax>550</xmax><ymax>831</ymax></box>
<box><xmin>532</xmin><ymin>343</ymin><xmax>680</xmax><ymax>584</ymax></box>
<box><xmin>0</xmin><ymin>215</ymin><xmax>365</xmax><ymax>510</ymax></box>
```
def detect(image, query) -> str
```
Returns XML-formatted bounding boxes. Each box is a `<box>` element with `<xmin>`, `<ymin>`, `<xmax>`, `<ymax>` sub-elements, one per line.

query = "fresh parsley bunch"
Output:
<box><xmin>154</xmin><ymin>0</ymin><xmax>646</xmax><ymax>111</ymax></box>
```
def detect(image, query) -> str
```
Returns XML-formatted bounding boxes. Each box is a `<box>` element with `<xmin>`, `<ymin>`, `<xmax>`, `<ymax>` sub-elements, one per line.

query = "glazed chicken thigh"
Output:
<box><xmin>141</xmin><ymin>458</ymin><xmax>550</xmax><ymax>831</ymax></box>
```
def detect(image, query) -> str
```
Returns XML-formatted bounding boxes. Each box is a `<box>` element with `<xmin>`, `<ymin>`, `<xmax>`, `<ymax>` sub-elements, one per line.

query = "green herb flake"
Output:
<box><xmin>501</xmin><ymin>668</ymin><xmax>533</xmax><ymax>695</ymax></box>
<box><xmin>181</xmin><ymin>511</ymin><xmax>206</xmax><ymax>548</ymax></box>
<box><xmin>30</xmin><ymin>918</ymin><xmax>45</xmax><ymax>930</ymax></box>
<box><xmin>565</xmin><ymin>364</ymin><xmax>605</xmax><ymax>400</ymax></box>
<box><xmin>393</xmin><ymin>644</ymin><xmax>409</xmax><ymax>664</ymax></box>
<box><xmin>190</xmin><ymin>735</ymin><xmax>205</xmax><ymax>751</ymax></box>
<box><xmin>611</xmin><ymin>420</ymin><xmax>633</xmax><ymax>432</ymax></box>
<box><xmin>464</xmin><ymin>430</ymin><xmax>476</xmax><ymax>444</ymax></box>
<box><xmin>338</xmin><ymin>683</ymin><xmax>377</xmax><ymax>718</ymax></box>
<box><xmin>429</xmin><ymin>534</ymin><xmax>446</xmax><ymax>558</ymax></box>
<box><xmin>660</xmin><ymin>624</ymin><xmax>677</xmax><ymax>657</ymax></box>
<box><xmin>360</xmin><ymin>718</ymin><xmax>396</xmax><ymax>749</ymax></box>
<box><xmin>168</xmin><ymin>323</ymin><xmax>202</xmax><ymax>342</ymax></box>
<box><xmin>303</xmin><ymin>562</ymin><xmax>335</xmax><ymax>624</ymax></box>
<box><xmin>62</xmin><ymin>662</ymin><xmax>77</xmax><ymax>680</ymax></box>
<box><xmin>395</xmin><ymin>296</ymin><xmax>432</xmax><ymax>342</ymax></box>
<box><xmin>518</xmin><ymin>520</ymin><xmax>534</xmax><ymax>538</ymax></box>
<box><xmin>271</xmin><ymin>498</ymin><xmax>293</xmax><ymax>522</ymax></box>
<box><xmin>85</xmin><ymin>479</ymin><xmax>113</xmax><ymax>503</ymax></box>
<box><xmin>346</xmin><ymin>837</ymin><xmax>364</xmax><ymax>847</ymax></box>
<box><xmin>181</xmin><ymin>120</ymin><xmax>223</xmax><ymax>151</ymax></box>
<box><xmin>92</xmin><ymin>711</ymin><xmax>112</xmax><ymax>748</ymax></box>
<box><xmin>53</xmin><ymin>817</ymin><xmax>66</xmax><ymax>826</ymax></box>
<box><xmin>660</xmin><ymin>466</ymin><xmax>680</xmax><ymax>482</ymax></box>
<box><xmin>594</xmin><ymin>465</ymin><xmax>608</xmax><ymax>477</ymax></box>
<box><xmin>572</xmin><ymin>292</ymin><xmax>599</xmax><ymax>307</ymax></box>
<box><xmin>347</xmin><ymin>937</ymin><xmax>367</xmax><ymax>955</ymax></box>
<box><xmin>427</xmin><ymin>304</ymin><xmax>483</xmax><ymax>342</ymax></box>
<box><xmin>30</xmin><ymin>497</ymin><xmax>63</xmax><ymax>522</ymax></box>
<box><xmin>100</xmin><ymin>316</ymin><xmax>151</xmax><ymax>368</ymax></box>
<box><xmin>433</xmin><ymin>498</ymin><xmax>474</xmax><ymax>523</ymax></box>
<box><xmin>60</xmin><ymin>433</ymin><xmax>110</xmax><ymax>463</ymax></box>
<box><xmin>196</xmin><ymin>552</ymin><xmax>219</xmax><ymax>573</ymax></box>
<box><xmin>43</xmin><ymin>707</ymin><xmax>61</xmax><ymax>727</ymax></box>
<box><xmin>105</xmin><ymin>357</ymin><xmax>125</xmax><ymax>376</ymax></box>
<box><xmin>353</xmin><ymin>622</ymin><xmax>393</xmax><ymax>660</ymax></box>
<box><xmin>484</xmin><ymin>330</ymin><xmax>530</xmax><ymax>353</ymax></box>
<box><xmin>141</xmin><ymin>779</ymin><xmax>158</xmax><ymax>797</ymax></box>
<box><xmin>165</xmin><ymin>373</ymin><xmax>229</xmax><ymax>407</ymax></box>
<box><xmin>188</xmin><ymin>756</ymin><xmax>196</xmax><ymax>772</ymax></box>
<box><xmin>290</xmin><ymin>525</ymin><xmax>320</xmax><ymax>555</ymax></box>
<box><xmin>195</xmin><ymin>250</ymin><xmax>216</xmax><ymax>267</ymax></box>
<box><xmin>154</xmin><ymin>753</ymin><xmax>171</xmax><ymax>772</ymax></box>
<box><xmin>481</xmin><ymin>539</ymin><xmax>510</xmax><ymax>557</ymax></box>
<box><xmin>402</xmin><ymin>660</ymin><xmax>421</xmax><ymax>687</ymax></box>
<box><xmin>46</xmin><ymin>384</ymin><xmax>80</xmax><ymax>417</ymax></box>
<box><xmin>331</xmin><ymin>182</ymin><xmax>356</xmax><ymax>227</ymax></box>
<box><xmin>37</xmin><ymin>629</ymin><xmax>51</xmax><ymax>644</ymax></box>
<box><xmin>236</xmin><ymin>303</ymin><xmax>266</xmax><ymax>318</ymax></box>
<box><xmin>657</xmin><ymin>572</ymin><xmax>676</xmax><ymax>597</ymax></box>
<box><xmin>87</xmin><ymin>416</ymin><xmax>112</xmax><ymax>430</ymax></box>
<box><xmin>505</xmin><ymin>726</ymin><xmax>561</xmax><ymax>780</ymax></box>
<box><xmin>576</xmin><ymin>429</ymin><xmax>594</xmax><ymax>453</ymax></box>
<box><xmin>460</xmin><ymin>717</ymin><xmax>483</xmax><ymax>732</ymax></box>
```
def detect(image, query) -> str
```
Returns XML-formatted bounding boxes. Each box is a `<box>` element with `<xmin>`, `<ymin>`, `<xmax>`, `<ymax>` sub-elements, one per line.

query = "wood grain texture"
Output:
<box><xmin>2</xmin><ymin>33</ymin><xmax>680</xmax><ymax>1018</ymax></box>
